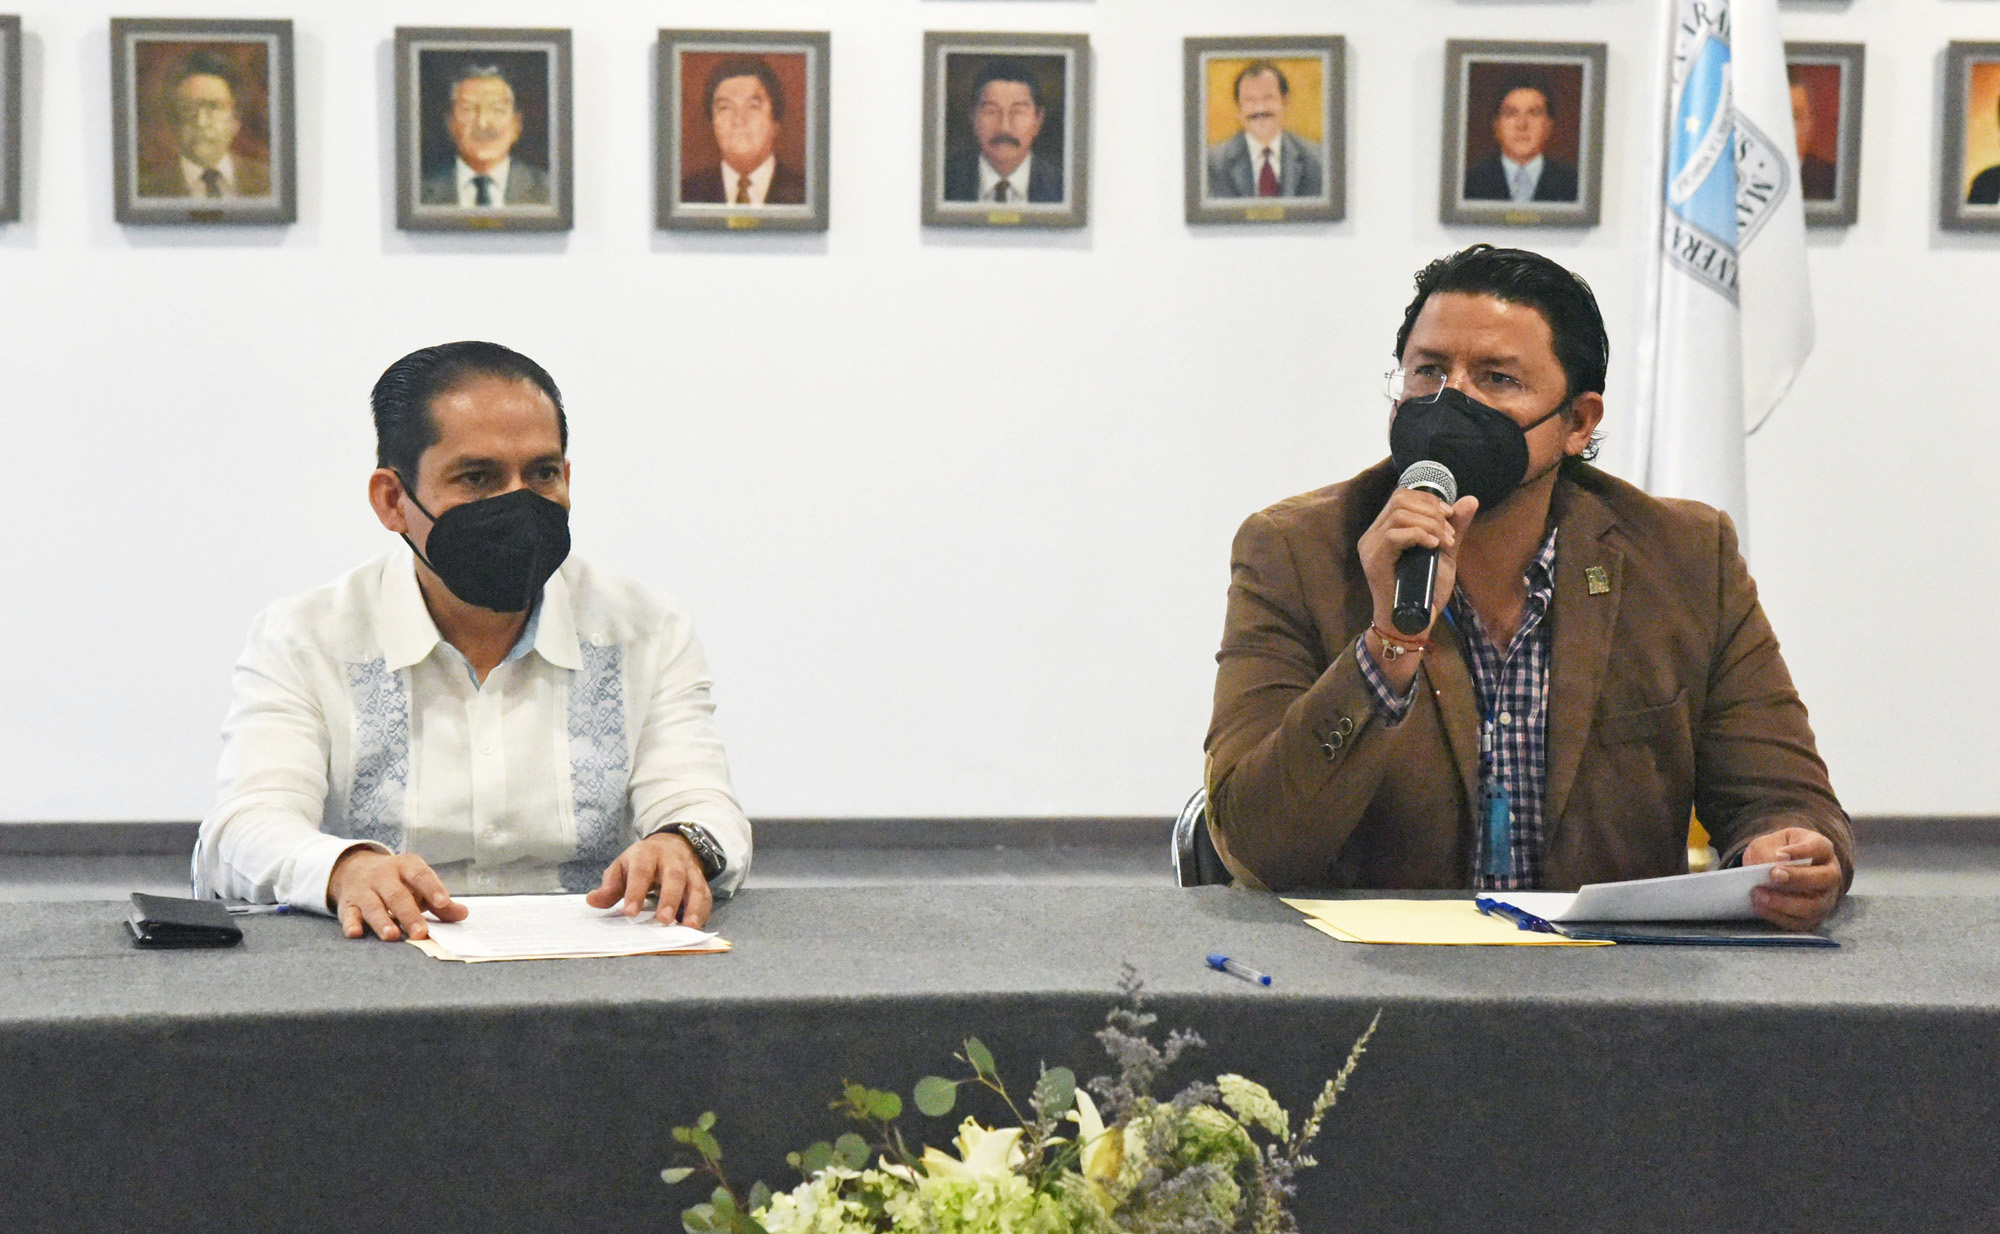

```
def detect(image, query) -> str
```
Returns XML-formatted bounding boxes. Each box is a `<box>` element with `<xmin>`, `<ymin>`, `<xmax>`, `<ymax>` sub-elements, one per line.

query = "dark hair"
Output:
<box><xmin>1491</xmin><ymin>76</ymin><xmax>1552</xmax><ymax>118</ymax></box>
<box><xmin>1233</xmin><ymin>60</ymin><xmax>1290</xmax><ymax>101</ymax></box>
<box><xmin>167</xmin><ymin>51</ymin><xmax>242</xmax><ymax>105</ymax></box>
<box><xmin>970</xmin><ymin>59</ymin><xmax>1043</xmax><ymax>111</ymax></box>
<box><xmin>703</xmin><ymin>56</ymin><xmax>787</xmax><ymax>124</ymax></box>
<box><xmin>371</xmin><ymin>342</ymin><xmax>566</xmax><ymax>482</ymax></box>
<box><xmin>450</xmin><ymin>62</ymin><xmax>516</xmax><ymax>100</ymax></box>
<box><xmin>1394</xmin><ymin>245</ymin><xmax>1608</xmax><ymax>459</ymax></box>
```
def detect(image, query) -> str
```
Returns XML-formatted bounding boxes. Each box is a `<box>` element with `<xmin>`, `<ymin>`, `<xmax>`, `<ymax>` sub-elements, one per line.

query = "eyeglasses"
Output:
<box><xmin>1383</xmin><ymin>367</ymin><xmax>1448</xmax><ymax>404</ymax></box>
<box><xmin>173</xmin><ymin>100</ymin><xmax>236</xmax><ymax>123</ymax></box>
<box><xmin>976</xmin><ymin>103</ymin><xmax>1040</xmax><ymax>125</ymax></box>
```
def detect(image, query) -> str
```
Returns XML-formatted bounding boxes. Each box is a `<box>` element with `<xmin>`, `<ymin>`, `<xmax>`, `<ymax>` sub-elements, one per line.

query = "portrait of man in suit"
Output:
<box><xmin>419</xmin><ymin>61</ymin><xmax>550</xmax><ymax>208</ymax></box>
<box><xmin>1790</xmin><ymin>76</ymin><xmax>1838</xmax><ymax>203</ymax></box>
<box><xmin>680</xmin><ymin>55</ymin><xmax>806</xmax><ymax>207</ymax></box>
<box><xmin>135</xmin><ymin>49</ymin><xmax>272</xmax><ymax>200</ymax></box>
<box><xmin>1204</xmin><ymin>60</ymin><xmax>1324</xmax><ymax>200</ymax></box>
<box><xmin>1462</xmin><ymin>75</ymin><xmax>1579</xmax><ymax>204</ymax></box>
<box><xmin>943</xmin><ymin>58</ymin><xmax>1063</xmax><ymax>205</ymax></box>
<box><xmin>1966</xmin><ymin>76</ymin><xmax>2000</xmax><ymax>206</ymax></box>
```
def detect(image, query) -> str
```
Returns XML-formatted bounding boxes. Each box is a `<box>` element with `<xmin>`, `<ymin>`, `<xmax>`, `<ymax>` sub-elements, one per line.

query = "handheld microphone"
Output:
<box><xmin>1391</xmin><ymin>461</ymin><xmax>1458</xmax><ymax>636</ymax></box>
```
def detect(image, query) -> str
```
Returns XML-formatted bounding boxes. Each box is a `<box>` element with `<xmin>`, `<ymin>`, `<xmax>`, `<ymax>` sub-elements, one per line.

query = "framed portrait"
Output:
<box><xmin>921</xmin><ymin>31</ymin><xmax>1089</xmax><ymax>229</ymax></box>
<box><xmin>1941</xmin><ymin>42</ymin><xmax>2000</xmax><ymax>233</ymax></box>
<box><xmin>1440</xmin><ymin>40</ymin><xmax>1606</xmax><ymax>229</ymax></box>
<box><xmin>1183</xmin><ymin>36</ymin><xmax>1345</xmax><ymax>226</ymax></box>
<box><xmin>395</xmin><ymin>27</ymin><xmax>571</xmax><ymax>233</ymax></box>
<box><xmin>109</xmin><ymin>18</ymin><xmax>295</xmax><ymax>226</ymax></box>
<box><xmin>657</xmin><ymin>29</ymin><xmax>830</xmax><ymax>233</ymax></box>
<box><xmin>0</xmin><ymin>16</ymin><xmax>19</xmax><ymax>224</ymax></box>
<box><xmin>1785</xmin><ymin>43</ymin><xmax>1864</xmax><ymax>228</ymax></box>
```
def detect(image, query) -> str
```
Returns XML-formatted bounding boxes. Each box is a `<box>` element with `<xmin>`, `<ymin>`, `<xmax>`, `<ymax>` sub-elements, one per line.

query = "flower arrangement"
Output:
<box><xmin>663</xmin><ymin>968</ymin><xmax>1379</xmax><ymax>1234</ymax></box>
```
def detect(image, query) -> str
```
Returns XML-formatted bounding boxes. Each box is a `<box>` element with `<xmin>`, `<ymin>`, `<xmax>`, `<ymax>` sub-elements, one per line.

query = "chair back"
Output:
<box><xmin>1172</xmin><ymin>788</ymin><xmax>1232</xmax><ymax>887</ymax></box>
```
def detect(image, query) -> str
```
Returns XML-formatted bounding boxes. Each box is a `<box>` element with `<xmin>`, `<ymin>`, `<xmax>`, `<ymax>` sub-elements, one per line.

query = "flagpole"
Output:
<box><xmin>1630</xmin><ymin>0</ymin><xmax>1680</xmax><ymax>487</ymax></box>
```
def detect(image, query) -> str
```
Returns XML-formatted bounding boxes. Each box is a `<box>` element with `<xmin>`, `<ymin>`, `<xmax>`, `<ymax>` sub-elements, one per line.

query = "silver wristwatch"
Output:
<box><xmin>658</xmin><ymin>822</ymin><xmax>725</xmax><ymax>881</ymax></box>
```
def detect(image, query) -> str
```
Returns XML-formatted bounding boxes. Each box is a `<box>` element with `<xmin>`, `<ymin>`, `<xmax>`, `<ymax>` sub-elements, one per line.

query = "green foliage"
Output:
<box><xmin>964</xmin><ymin>1036</ymin><xmax>996</xmax><ymax>1078</ymax></box>
<box><xmin>835</xmin><ymin>1082</ymin><xmax>904</xmax><ymax>1124</ymax></box>
<box><xmin>833</xmin><ymin>1133</ymin><xmax>871</xmax><ymax>1170</ymax></box>
<box><xmin>1033</xmin><ymin>1066</ymin><xmax>1076</xmax><ymax>1118</ymax></box>
<box><xmin>788</xmin><ymin>1141</ymin><xmax>830</xmax><ymax>1176</ymax></box>
<box><xmin>913</xmin><ymin>1075</ymin><xmax>959</xmax><ymax>1117</ymax></box>
<box><xmin>663</xmin><ymin>981</ymin><xmax>1382</xmax><ymax>1233</ymax></box>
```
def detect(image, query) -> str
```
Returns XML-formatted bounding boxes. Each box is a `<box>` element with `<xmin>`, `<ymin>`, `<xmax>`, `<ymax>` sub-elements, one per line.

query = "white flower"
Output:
<box><xmin>1066</xmin><ymin>1089</ymin><xmax>1123</xmax><ymax>1187</ymax></box>
<box><xmin>918</xmin><ymin>1118</ymin><xmax>1026</xmax><ymax>1183</ymax></box>
<box><xmin>756</xmin><ymin>1168</ymin><xmax>876</xmax><ymax>1234</ymax></box>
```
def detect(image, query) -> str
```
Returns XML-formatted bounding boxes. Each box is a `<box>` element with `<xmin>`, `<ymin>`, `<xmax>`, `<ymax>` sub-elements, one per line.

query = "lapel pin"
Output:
<box><xmin>1585</xmin><ymin>566</ymin><xmax>1611</xmax><ymax>596</ymax></box>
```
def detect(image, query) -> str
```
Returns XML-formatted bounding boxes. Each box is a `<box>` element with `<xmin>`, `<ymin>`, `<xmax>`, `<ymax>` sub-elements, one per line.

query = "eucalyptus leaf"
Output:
<box><xmin>1035</xmin><ymin>1066</ymin><xmax>1077</xmax><ymax>1115</ymax></box>
<box><xmin>797</xmin><ymin>1141</ymin><xmax>834</xmax><ymax>1176</ymax></box>
<box><xmin>672</xmin><ymin>1126</ymin><xmax>693</xmax><ymax>1144</ymax></box>
<box><xmin>698</xmin><ymin>1111</ymin><xmax>717</xmax><ymax>1130</ymax></box>
<box><xmin>711</xmin><ymin>1187</ymin><xmax>738</xmax><ymax>1214</ymax></box>
<box><xmin>833</xmin><ymin>1132</ymin><xmax>871</xmax><ymax>1169</ymax></box>
<box><xmin>965</xmin><ymin>1037</ymin><xmax>996</xmax><ymax>1077</ymax></box>
<box><xmin>913</xmin><ymin>1075</ymin><xmax>959</xmax><ymax>1117</ymax></box>
<box><xmin>748</xmin><ymin>1181</ymin><xmax>772</xmax><ymax>1212</ymax></box>
<box><xmin>682</xmin><ymin>1203</ymin><xmax>721</xmax><ymax>1234</ymax></box>
<box><xmin>867</xmin><ymin>1089</ymin><xmax>903</xmax><ymax>1121</ymax></box>
<box><xmin>691</xmin><ymin>1127</ymin><xmax>723</xmax><ymax>1162</ymax></box>
<box><xmin>661</xmin><ymin>1167</ymin><xmax>696</xmax><ymax>1185</ymax></box>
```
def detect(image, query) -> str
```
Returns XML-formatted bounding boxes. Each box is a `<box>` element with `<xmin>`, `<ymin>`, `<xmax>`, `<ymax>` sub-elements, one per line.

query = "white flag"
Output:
<box><xmin>1632</xmin><ymin>0</ymin><xmax>1814</xmax><ymax>536</ymax></box>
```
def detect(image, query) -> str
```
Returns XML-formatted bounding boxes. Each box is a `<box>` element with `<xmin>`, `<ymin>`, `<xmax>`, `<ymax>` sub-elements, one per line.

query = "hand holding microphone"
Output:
<box><xmin>1357</xmin><ymin>462</ymin><xmax>1479</xmax><ymax>670</ymax></box>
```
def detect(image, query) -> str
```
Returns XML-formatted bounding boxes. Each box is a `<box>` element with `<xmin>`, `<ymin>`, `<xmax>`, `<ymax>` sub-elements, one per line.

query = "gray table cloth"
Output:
<box><xmin>1</xmin><ymin>888</ymin><xmax>1991</xmax><ymax>1233</ymax></box>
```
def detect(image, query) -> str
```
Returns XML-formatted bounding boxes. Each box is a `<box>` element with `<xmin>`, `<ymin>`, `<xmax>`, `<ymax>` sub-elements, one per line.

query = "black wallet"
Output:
<box><xmin>127</xmin><ymin>893</ymin><xmax>243</xmax><ymax>949</ymax></box>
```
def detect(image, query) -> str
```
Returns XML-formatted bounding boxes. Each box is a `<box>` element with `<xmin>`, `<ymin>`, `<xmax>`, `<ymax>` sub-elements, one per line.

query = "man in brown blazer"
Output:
<box><xmin>1205</xmin><ymin>245</ymin><xmax>1850</xmax><ymax>931</ymax></box>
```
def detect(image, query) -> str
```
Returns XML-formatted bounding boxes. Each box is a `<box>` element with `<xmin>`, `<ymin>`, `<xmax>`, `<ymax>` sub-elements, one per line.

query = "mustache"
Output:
<box><xmin>984</xmin><ymin>134</ymin><xmax>1022</xmax><ymax>149</ymax></box>
<box><xmin>1243</xmin><ymin>110</ymin><xmax>1279</xmax><ymax>123</ymax></box>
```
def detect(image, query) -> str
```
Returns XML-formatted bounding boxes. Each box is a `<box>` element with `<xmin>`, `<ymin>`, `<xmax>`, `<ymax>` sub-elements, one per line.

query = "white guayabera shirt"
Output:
<box><xmin>193</xmin><ymin>552</ymin><xmax>752</xmax><ymax>912</ymax></box>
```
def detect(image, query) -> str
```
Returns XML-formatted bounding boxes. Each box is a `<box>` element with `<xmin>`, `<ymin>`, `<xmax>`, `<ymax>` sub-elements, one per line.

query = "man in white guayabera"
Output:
<box><xmin>194</xmin><ymin>341</ymin><xmax>750</xmax><ymax>940</ymax></box>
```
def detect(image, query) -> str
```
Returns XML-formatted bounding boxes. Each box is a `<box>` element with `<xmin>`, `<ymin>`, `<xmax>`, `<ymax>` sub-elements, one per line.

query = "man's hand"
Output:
<box><xmin>586</xmin><ymin>832</ymin><xmax>712</xmax><ymax>928</ymax></box>
<box><xmin>1357</xmin><ymin>487</ymin><xmax>1479</xmax><ymax>637</ymax></box>
<box><xmin>1743</xmin><ymin>827</ymin><xmax>1844</xmax><ymax>931</ymax></box>
<box><xmin>326</xmin><ymin>848</ymin><xmax>467</xmax><ymax>941</ymax></box>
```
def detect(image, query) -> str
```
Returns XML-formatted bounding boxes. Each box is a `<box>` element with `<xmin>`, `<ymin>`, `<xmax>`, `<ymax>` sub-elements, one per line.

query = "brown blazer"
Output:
<box><xmin>1204</xmin><ymin>460</ymin><xmax>1853</xmax><ymax>893</ymax></box>
<box><xmin>136</xmin><ymin>152</ymin><xmax>273</xmax><ymax>200</ymax></box>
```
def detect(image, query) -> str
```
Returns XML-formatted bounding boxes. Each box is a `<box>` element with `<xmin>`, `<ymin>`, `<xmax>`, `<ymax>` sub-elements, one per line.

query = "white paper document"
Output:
<box><xmin>1487</xmin><ymin>860</ymin><xmax>1809</xmax><ymax>923</ymax></box>
<box><xmin>419</xmin><ymin>894</ymin><xmax>726</xmax><ymax>960</ymax></box>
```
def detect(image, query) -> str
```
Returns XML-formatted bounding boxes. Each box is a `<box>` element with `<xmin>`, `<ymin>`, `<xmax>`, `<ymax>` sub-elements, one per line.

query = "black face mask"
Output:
<box><xmin>1389</xmin><ymin>386</ymin><xmax>1568</xmax><ymax>512</ymax></box>
<box><xmin>402</xmin><ymin>486</ymin><xmax>571</xmax><ymax>614</ymax></box>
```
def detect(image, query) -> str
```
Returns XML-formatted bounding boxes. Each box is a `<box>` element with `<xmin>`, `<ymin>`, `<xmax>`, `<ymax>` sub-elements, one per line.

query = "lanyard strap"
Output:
<box><xmin>1442</xmin><ymin>605</ymin><xmax>1512</xmax><ymax>879</ymax></box>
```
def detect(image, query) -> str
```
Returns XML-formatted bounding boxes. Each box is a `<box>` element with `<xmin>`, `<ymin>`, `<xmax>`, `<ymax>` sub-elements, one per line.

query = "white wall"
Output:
<box><xmin>1</xmin><ymin>0</ymin><xmax>1993</xmax><ymax>822</ymax></box>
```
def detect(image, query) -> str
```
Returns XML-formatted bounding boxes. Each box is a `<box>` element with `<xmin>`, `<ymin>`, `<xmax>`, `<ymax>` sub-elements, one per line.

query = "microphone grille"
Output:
<box><xmin>1397</xmin><ymin>460</ymin><xmax>1457</xmax><ymax>503</ymax></box>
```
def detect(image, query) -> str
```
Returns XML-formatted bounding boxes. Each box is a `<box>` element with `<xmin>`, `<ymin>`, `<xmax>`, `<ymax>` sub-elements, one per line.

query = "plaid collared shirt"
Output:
<box><xmin>1357</xmin><ymin>528</ymin><xmax>1559</xmax><ymax>890</ymax></box>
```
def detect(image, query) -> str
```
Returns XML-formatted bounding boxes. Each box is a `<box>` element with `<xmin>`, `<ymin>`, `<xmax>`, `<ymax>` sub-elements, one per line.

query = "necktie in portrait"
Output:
<box><xmin>1258</xmin><ymin>150</ymin><xmax>1279</xmax><ymax>197</ymax></box>
<box><xmin>201</xmin><ymin>169</ymin><xmax>223</xmax><ymax>198</ymax></box>
<box><xmin>473</xmin><ymin>175</ymin><xmax>493</xmax><ymax>206</ymax></box>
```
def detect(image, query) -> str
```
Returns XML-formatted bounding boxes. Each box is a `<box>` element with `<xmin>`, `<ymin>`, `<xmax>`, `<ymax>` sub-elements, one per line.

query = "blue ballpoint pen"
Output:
<box><xmin>1206</xmin><ymin>953</ymin><xmax>1273</xmax><ymax>986</ymax></box>
<box><xmin>225</xmin><ymin>904</ymin><xmax>292</xmax><ymax>916</ymax></box>
<box><xmin>1474</xmin><ymin>897</ymin><xmax>1554</xmax><ymax>933</ymax></box>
